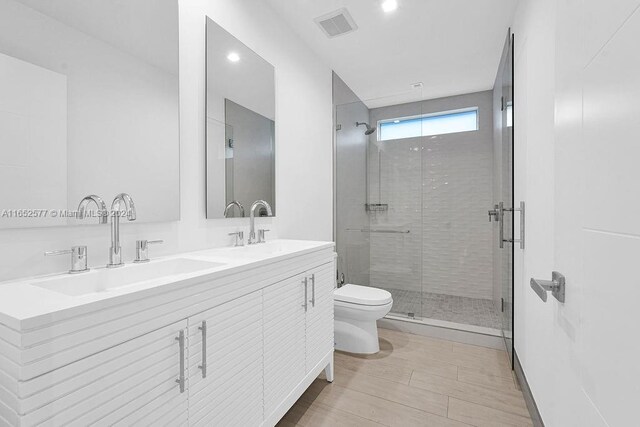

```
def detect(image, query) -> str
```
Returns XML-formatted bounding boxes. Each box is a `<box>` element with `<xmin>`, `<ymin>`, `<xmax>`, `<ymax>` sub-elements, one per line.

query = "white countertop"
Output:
<box><xmin>0</xmin><ymin>239</ymin><xmax>334</xmax><ymax>331</ymax></box>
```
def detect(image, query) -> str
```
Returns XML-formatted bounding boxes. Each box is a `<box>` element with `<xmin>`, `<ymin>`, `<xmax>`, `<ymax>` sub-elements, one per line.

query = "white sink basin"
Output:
<box><xmin>32</xmin><ymin>258</ymin><xmax>225</xmax><ymax>297</ymax></box>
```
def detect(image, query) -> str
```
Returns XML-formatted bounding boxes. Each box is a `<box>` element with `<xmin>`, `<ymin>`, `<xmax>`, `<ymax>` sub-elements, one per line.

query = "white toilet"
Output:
<box><xmin>334</xmin><ymin>284</ymin><xmax>393</xmax><ymax>354</ymax></box>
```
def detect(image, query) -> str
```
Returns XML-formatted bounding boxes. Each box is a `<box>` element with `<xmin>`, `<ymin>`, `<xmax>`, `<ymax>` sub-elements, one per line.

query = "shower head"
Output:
<box><xmin>356</xmin><ymin>122</ymin><xmax>376</xmax><ymax>135</ymax></box>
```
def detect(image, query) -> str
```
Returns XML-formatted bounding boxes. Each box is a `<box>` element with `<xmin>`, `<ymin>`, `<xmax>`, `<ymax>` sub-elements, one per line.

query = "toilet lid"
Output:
<box><xmin>334</xmin><ymin>284</ymin><xmax>393</xmax><ymax>306</ymax></box>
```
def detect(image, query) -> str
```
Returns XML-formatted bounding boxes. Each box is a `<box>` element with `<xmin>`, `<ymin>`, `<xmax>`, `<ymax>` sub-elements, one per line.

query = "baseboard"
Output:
<box><xmin>514</xmin><ymin>350</ymin><xmax>544</xmax><ymax>427</ymax></box>
<box><xmin>379</xmin><ymin>316</ymin><xmax>505</xmax><ymax>350</ymax></box>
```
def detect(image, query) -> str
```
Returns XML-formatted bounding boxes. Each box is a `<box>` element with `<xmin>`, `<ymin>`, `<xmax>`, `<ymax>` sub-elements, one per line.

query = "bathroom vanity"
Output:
<box><xmin>0</xmin><ymin>240</ymin><xmax>335</xmax><ymax>426</ymax></box>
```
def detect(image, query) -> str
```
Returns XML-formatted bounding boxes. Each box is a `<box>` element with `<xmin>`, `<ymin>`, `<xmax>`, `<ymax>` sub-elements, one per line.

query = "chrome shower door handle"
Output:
<box><xmin>302</xmin><ymin>277</ymin><xmax>308</xmax><ymax>312</ymax></box>
<box><xmin>519</xmin><ymin>201</ymin><xmax>526</xmax><ymax>250</ymax></box>
<box><xmin>530</xmin><ymin>271</ymin><xmax>566</xmax><ymax>303</ymax></box>
<box><xmin>498</xmin><ymin>202</ymin><xmax>505</xmax><ymax>248</ymax></box>
<box><xmin>498</xmin><ymin>201</ymin><xmax>525</xmax><ymax>250</ymax></box>
<box><xmin>198</xmin><ymin>321</ymin><xmax>207</xmax><ymax>378</ymax></box>
<box><xmin>309</xmin><ymin>274</ymin><xmax>316</xmax><ymax>307</ymax></box>
<box><xmin>175</xmin><ymin>330</ymin><xmax>186</xmax><ymax>393</ymax></box>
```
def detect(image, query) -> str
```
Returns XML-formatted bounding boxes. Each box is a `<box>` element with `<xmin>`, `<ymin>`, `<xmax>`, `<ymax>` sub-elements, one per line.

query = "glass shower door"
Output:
<box><xmin>498</xmin><ymin>30</ymin><xmax>514</xmax><ymax>363</ymax></box>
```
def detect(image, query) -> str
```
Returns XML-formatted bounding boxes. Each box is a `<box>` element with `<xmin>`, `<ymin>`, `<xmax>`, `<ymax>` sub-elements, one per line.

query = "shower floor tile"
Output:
<box><xmin>386</xmin><ymin>288</ymin><xmax>502</xmax><ymax>330</ymax></box>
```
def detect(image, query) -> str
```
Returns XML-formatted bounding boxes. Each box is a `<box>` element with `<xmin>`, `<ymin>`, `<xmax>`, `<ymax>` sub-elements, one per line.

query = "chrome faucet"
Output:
<box><xmin>108</xmin><ymin>193</ymin><xmax>136</xmax><ymax>268</ymax></box>
<box><xmin>223</xmin><ymin>200</ymin><xmax>245</xmax><ymax>218</ymax></box>
<box><xmin>248</xmin><ymin>200</ymin><xmax>272</xmax><ymax>244</ymax></box>
<box><xmin>77</xmin><ymin>195</ymin><xmax>108</xmax><ymax>224</ymax></box>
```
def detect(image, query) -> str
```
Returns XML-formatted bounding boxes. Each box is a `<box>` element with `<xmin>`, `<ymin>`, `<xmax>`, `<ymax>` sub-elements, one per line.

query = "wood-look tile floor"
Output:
<box><xmin>278</xmin><ymin>328</ymin><xmax>532</xmax><ymax>427</ymax></box>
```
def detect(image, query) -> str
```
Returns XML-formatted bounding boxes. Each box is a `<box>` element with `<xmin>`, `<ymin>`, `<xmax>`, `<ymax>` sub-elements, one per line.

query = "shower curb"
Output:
<box><xmin>378</xmin><ymin>316</ymin><xmax>504</xmax><ymax>349</ymax></box>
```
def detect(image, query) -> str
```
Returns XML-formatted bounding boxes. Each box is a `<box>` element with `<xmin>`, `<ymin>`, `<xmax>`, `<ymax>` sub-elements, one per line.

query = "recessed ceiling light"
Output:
<box><xmin>381</xmin><ymin>0</ymin><xmax>398</xmax><ymax>13</ymax></box>
<box><xmin>394</xmin><ymin>120</ymin><xmax>400</xmax><ymax>123</ymax></box>
<box><xmin>227</xmin><ymin>52</ymin><xmax>240</xmax><ymax>62</ymax></box>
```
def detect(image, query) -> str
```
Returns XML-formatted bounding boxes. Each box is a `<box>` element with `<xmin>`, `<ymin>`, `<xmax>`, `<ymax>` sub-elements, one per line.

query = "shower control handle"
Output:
<box><xmin>488</xmin><ymin>205</ymin><xmax>499</xmax><ymax>222</ymax></box>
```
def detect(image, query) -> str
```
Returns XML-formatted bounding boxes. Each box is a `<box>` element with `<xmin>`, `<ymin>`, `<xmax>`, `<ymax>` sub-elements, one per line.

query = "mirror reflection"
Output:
<box><xmin>0</xmin><ymin>0</ymin><xmax>180</xmax><ymax>228</ymax></box>
<box><xmin>206</xmin><ymin>17</ymin><xmax>276</xmax><ymax>219</ymax></box>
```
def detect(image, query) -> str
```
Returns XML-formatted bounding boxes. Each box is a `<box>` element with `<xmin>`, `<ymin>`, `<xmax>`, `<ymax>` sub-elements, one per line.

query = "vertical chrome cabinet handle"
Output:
<box><xmin>198</xmin><ymin>321</ymin><xmax>207</xmax><ymax>378</ymax></box>
<box><xmin>309</xmin><ymin>274</ymin><xmax>316</xmax><ymax>307</ymax></box>
<box><xmin>302</xmin><ymin>277</ymin><xmax>308</xmax><ymax>312</ymax></box>
<box><xmin>175</xmin><ymin>330</ymin><xmax>185</xmax><ymax>393</ymax></box>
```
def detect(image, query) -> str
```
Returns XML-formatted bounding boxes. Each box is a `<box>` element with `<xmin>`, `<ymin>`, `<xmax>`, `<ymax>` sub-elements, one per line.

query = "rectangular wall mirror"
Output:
<box><xmin>206</xmin><ymin>17</ymin><xmax>276</xmax><ymax>219</ymax></box>
<box><xmin>0</xmin><ymin>0</ymin><xmax>180</xmax><ymax>228</ymax></box>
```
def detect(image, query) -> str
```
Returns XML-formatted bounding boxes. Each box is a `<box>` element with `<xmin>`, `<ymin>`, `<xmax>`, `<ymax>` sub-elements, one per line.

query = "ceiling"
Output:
<box><xmin>266</xmin><ymin>0</ymin><xmax>518</xmax><ymax>108</ymax></box>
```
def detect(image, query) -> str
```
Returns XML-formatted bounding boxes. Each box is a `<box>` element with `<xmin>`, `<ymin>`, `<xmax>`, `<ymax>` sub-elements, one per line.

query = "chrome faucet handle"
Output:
<box><xmin>134</xmin><ymin>239</ymin><xmax>163</xmax><ymax>263</ymax></box>
<box><xmin>45</xmin><ymin>246</ymin><xmax>89</xmax><ymax>274</ymax></box>
<box><xmin>228</xmin><ymin>231</ymin><xmax>245</xmax><ymax>247</ymax></box>
<box><xmin>257</xmin><ymin>229</ymin><xmax>270</xmax><ymax>244</ymax></box>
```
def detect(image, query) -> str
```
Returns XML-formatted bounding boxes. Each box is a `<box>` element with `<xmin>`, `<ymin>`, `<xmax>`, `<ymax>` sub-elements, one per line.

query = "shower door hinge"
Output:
<box><xmin>501</xmin><ymin>96</ymin><xmax>505</xmax><ymax>111</ymax></box>
<box><xmin>336</xmin><ymin>124</ymin><xmax>342</xmax><ymax>131</ymax></box>
<box><xmin>501</xmin><ymin>297</ymin><xmax>504</xmax><ymax>312</ymax></box>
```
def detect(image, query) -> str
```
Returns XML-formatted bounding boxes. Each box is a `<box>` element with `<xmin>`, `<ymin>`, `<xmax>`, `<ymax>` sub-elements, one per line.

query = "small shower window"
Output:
<box><xmin>378</xmin><ymin>107</ymin><xmax>478</xmax><ymax>141</ymax></box>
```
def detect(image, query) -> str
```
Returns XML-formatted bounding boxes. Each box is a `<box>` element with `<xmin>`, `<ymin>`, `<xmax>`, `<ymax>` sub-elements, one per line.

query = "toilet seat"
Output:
<box><xmin>334</xmin><ymin>284</ymin><xmax>392</xmax><ymax>306</ymax></box>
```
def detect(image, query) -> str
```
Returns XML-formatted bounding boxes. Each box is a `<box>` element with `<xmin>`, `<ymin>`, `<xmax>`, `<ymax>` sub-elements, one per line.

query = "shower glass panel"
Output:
<box><xmin>367</xmin><ymin>97</ymin><xmax>424</xmax><ymax>319</ymax></box>
<box><xmin>335</xmin><ymin>99</ymin><xmax>371</xmax><ymax>289</ymax></box>
<box><xmin>334</xmin><ymin>80</ymin><xmax>425</xmax><ymax>319</ymax></box>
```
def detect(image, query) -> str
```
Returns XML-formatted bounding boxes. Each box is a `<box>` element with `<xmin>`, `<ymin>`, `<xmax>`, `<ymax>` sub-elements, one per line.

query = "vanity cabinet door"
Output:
<box><xmin>187</xmin><ymin>290</ymin><xmax>263</xmax><ymax>427</ymax></box>
<box><xmin>304</xmin><ymin>262</ymin><xmax>335</xmax><ymax>373</ymax></box>
<box><xmin>263</xmin><ymin>273</ymin><xmax>307</xmax><ymax>421</ymax></box>
<box><xmin>7</xmin><ymin>320</ymin><xmax>189</xmax><ymax>427</ymax></box>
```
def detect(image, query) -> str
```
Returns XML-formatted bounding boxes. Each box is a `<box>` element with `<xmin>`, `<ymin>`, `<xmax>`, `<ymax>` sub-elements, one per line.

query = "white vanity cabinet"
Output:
<box><xmin>0</xmin><ymin>241</ymin><xmax>335</xmax><ymax>427</ymax></box>
<box><xmin>263</xmin><ymin>261</ymin><xmax>335</xmax><ymax>425</ymax></box>
<box><xmin>186</xmin><ymin>290</ymin><xmax>264</xmax><ymax>427</ymax></box>
<box><xmin>0</xmin><ymin>320</ymin><xmax>189</xmax><ymax>427</ymax></box>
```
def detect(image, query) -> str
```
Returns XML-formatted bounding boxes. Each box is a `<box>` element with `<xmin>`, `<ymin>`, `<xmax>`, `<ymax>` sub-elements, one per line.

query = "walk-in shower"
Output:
<box><xmin>334</xmin><ymin>60</ymin><xmax>514</xmax><ymax>339</ymax></box>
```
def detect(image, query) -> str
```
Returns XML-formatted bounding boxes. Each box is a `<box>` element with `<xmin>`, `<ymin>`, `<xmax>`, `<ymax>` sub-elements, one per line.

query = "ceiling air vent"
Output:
<box><xmin>314</xmin><ymin>8</ymin><xmax>358</xmax><ymax>38</ymax></box>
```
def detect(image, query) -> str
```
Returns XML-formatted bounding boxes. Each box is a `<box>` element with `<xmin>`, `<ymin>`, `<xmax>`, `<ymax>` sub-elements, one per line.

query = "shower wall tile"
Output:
<box><xmin>369</xmin><ymin>91</ymin><xmax>494</xmax><ymax>301</ymax></box>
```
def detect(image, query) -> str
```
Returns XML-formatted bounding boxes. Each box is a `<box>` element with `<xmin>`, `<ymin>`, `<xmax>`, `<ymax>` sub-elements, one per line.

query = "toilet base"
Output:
<box><xmin>334</xmin><ymin>318</ymin><xmax>380</xmax><ymax>354</ymax></box>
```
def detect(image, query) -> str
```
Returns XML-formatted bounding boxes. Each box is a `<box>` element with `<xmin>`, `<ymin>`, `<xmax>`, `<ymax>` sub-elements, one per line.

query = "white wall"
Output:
<box><xmin>514</xmin><ymin>0</ymin><xmax>640</xmax><ymax>425</ymax></box>
<box><xmin>512</xmin><ymin>0</ymin><xmax>557</xmax><ymax>421</ymax></box>
<box><xmin>0</xmin><ymin>0</ymin><xmax>333</xmax><ymax>282</ymax></box>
